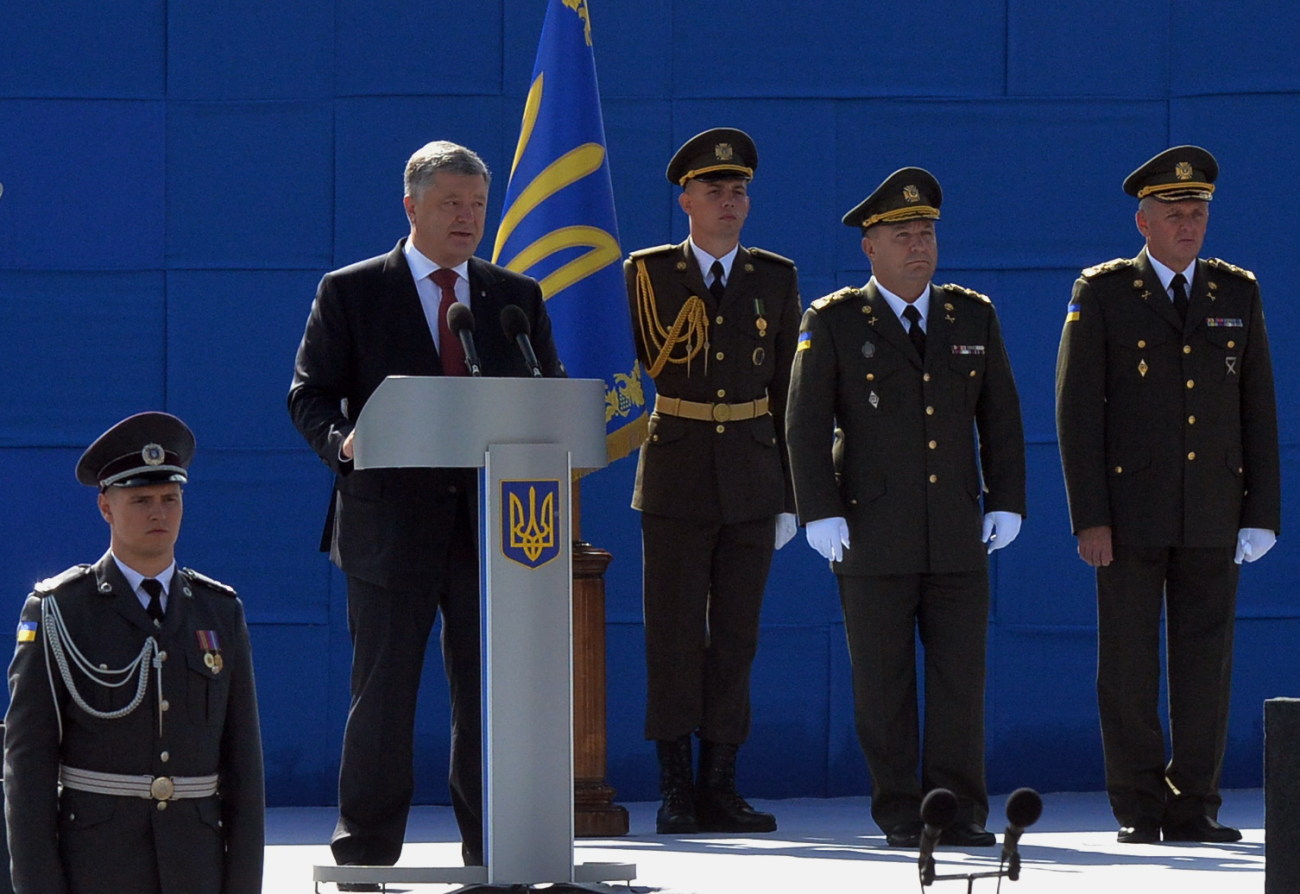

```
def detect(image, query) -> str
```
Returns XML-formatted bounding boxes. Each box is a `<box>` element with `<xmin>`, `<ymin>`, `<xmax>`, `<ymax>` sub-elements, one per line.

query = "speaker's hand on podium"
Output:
<box><xmin>341</xmin><ymin>430</ymin><xmax>355</xmax><ymax>461</ymax></box>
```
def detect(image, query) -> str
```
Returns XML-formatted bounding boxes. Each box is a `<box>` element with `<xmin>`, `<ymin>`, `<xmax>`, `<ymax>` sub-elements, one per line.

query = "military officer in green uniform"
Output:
<box><xmin>626</xmin><ymin>127</ymin><xmax>800</xmax><ymax>835</ymax></box>
<box><xmin>1055</xmin><ymin>146</ymin><xmax>1280</xmax><ymax>845</ymax></box>
<box><xmin>785</xmin><ymin>168</ymin><xmax>1025</xmax><ymax>848</ymax></box>
<box><xmin>4</xmin><ymin>413</ymin><xmax>265</xmax><ymax>894</ymax></box>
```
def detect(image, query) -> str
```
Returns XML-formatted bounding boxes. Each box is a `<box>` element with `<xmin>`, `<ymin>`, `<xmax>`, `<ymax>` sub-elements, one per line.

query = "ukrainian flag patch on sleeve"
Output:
<box><xmin>1066</xmin><ymin>303</ymin><xmax>1081</xmax><ymax>323</ymax></box>
<box><xmin>797</xmin><ymin>331</ymin><xmax>813</xmax><ymax>352</ymax></box>
<box><xmin>16</xmin><ymin>620</ymin><xmax>37</xmax><ymax>643</ymax></box>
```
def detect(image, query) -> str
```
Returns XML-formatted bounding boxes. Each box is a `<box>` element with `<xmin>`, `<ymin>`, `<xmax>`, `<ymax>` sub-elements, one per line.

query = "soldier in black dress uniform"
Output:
<box><xmin>626</xmin><ymin>127</ymin><xmax>800</xmax><ymax>834</ymax></box>
<box><xmin>4</xmin><ymin>412</ymin><xmax>265</xmax><ymax>894</ymax></box>
<box><xmin>1055</xmin><ymin>146</ymin><xmax>1280</xmax><ymax>845</ymax></box>
<box><xmin>785</xmin><ymin>168</ymin><xmax>1026</xmax><ymax>848</ymax></box>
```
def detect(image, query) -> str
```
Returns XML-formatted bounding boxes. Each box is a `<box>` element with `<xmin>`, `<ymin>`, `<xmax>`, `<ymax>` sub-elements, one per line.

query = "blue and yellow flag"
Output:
<box><xmin>493</xmin><ymin>0</ymin><xmax>646</xmax><ymax>463</ymax></box>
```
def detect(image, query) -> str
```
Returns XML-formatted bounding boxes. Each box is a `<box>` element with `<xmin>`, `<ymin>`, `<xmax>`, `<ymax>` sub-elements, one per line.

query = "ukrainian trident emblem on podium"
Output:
<box><xmin>501</xmin><ymin>480</ymin><xmax>560</xmax><ymax>569</ymax></box>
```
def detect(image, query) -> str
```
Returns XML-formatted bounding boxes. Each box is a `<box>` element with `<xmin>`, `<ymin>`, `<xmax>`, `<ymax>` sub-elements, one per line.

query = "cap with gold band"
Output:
<box><xmin>76</xmin><ymin>412</ymin><xmax>195</xmax><ymax>489</ymax></box>
<box><xmin>1123</xmin><ymin>145</ymin><xmax>1217</xmax><ymax>202</ymax></box>
<box><xmin>666</xmin><ymin>127</ymin><xmax>757</xmax><ymax>186</ymax></box>
<box><xmin>842</xmin><ymin>167</ymin><xmax>942</xmax><ymax>230</ymax></box>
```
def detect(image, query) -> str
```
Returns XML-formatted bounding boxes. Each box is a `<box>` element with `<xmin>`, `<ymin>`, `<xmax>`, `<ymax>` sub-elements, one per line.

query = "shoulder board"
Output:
<box><xmin>1205</xmin><ymin>257</ymin><xmax>1257</xmax><ymax>282</ymax></box>
<box><xmin>180</xmin><ymin>568</ymin><xmax>238</xmax><ymax>598</ymax></box>
<box><xmin>1081</xmin><ymin>257</ymin><xmax>1133</xmax><ymax>279</ymax></box>
<box><xmin>811</xmin><ymin>287</ymin><xmax>860</xmax><ymax>310</ymax></box>
<box><xmin>34</xmin><ymin>564</ymin><xmax>93</xmax><ymax>595</ymax></box>
<box><xmin>628</xmin><ymin>244</ymin><xmax>677</xmax><ymax>260</ymax></box>
<box><xmin>939</xmin><ymin>283</ymin><xmax>991</xmax><ymax>305</ymax></box>
<box><xmin>746</xmin><ymin>247</ymin><xmax>796</xmax><ymax>268</ymax></box>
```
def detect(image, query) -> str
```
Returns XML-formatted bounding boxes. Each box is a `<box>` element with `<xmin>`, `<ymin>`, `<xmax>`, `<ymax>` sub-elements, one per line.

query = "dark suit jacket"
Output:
<box><xmin>626</xmin><ymin>241</ymin><xmax>801</xmax><ymax>524</ymax></box>
<box><xmin>786</xmin><ymin>280</ymin><xmax>1026</xmax><ymax>575</ymax></box>
<box><xmin>1055</xmin><ymin>248</ymin><xmax>1280</xmax><ymax>546</ymax></box>
<box><xmin>4</xmin><ymin>554</ymin><xmax>264</xmax><ymax>894</ymax></box>
<box><xmin>288</xmin><ymin>239</ymin><xmax>565</xmax><ymax>589</ymax></box>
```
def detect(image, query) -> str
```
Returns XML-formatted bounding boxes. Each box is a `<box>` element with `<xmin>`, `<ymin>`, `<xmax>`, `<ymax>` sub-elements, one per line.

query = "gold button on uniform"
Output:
<box><xmin>928</xmin><ymin>474</ymin><xmax>938</xmax><ymax>483</ymax></box>
<box><xmin>1137</xmin><ymin>339</ymin><xmax>1146</xmax><ymax>348</ymax></box>
<box><xmin>160</xmin><ymin>751</ymin><xmax>170</xmax><ymax>762</ymax></box>
<box><xmin>1187</xmin><ymin>451</ymin><xmax>1196</xmax><ymax>461</ymax></box>
<box><xmin>923</xmin><ymin>373</ymin><xmax>931</xmax><ymax>382</ymax></box>
<box><xmin>1188</xmin><ymin>415</ymin><xmax>1196</xmax><ymax>425</ymax></box>
<box><xmin>157</xmin><ymin>802</ymin><xmax>168</xmax><ymax>812</ymax></box>
<box><xmin>1227</xmin><ymin>340</ymin><xmax>1236</xmax><ymax>348</ymax></box>
<box><xmin>1186</xmin><ymin>379</ymin><xmax>1195</xmax><ymax>389</ymax></box>
<box><xmin>928</xmin><ymin>440</ymin><xmax>937</xmax><ymax>449</ymax></box>
<box><xmin>716</xmin><ymin>389</ymin><xmax>726</xmax><ymax>398</ymax></box>
<box><xmin>715</xmin><ymin>424</ymin><xmax>725</xmax><ymax>434</ymax></box>
<box><xmin>925</xmin><ymin>406</ymin><xmax>934</xmax><ymax>415</ymax></box>
<box><xmin>1182</xmin><ymin>345</ymin><xmax>1192</xmax><ymax>354</ymax></box>
<box><xmin>715</xmin><ymin>315</ymin><xmax>724</xmax><ymax>324</ymax></box>
<box><xmin>715</xmin><ymin>351</ymin><xmax>724</xmax><ymax>361</ymax></box>
<box><xmin>1114</xmin><ymin>466</ymin><xmax>1123</xmax><ymax>474</ymax></box>
<box><xmin>160</xmin><ymin>700</ymin><xmax>170</xmax><ymax>712</ymax></box>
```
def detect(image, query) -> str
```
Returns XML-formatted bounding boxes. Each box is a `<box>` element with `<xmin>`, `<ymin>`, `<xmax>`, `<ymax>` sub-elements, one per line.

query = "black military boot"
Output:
<box><xmin>695</xmin><ymin>740</ymin><xmax>777</xmax><ymax>833</ymax></box>
<box><xmin>655</xmin><ymin>735</ymin><xmax>698</xmax><ymax>833</ymax></box>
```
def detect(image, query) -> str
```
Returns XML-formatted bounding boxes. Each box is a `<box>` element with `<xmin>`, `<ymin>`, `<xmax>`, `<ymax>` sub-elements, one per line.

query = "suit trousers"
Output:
<box><xmin>641</xmin><ymin>512</ymin><xmax>775</xmax><ymax>744</ymax></box>
<box><xmin>837</xmin><ymin>570</ymin><xmax>990</xmax><ymax>831</ymax></box>
<box><xmin>331</xmin><ymin>498</ymin><xmax>483</xmax><ymax>866</ymax></box>
<box><xmin>1096</xmin><ymin>545</ymin><xmax>1238</xmax><ymax>827</ymax></box>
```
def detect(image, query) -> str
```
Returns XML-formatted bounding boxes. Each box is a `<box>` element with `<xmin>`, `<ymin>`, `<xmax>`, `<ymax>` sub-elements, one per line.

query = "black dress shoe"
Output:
<box><xmin>884</xmin><ymin>820</ymin><xmax>924</xmax><ymax>847</ymax></box>
<box><xmin>939</xmin><ymin>821</ymin><xmax>996</xmax><ymax>847</ymax></box>
<box><xmin>336</xmin><ymin>864</ymin><xmax>381</xmax><ymax>893</ymax></box>
<box><xmin>1117</xmin><ymin>820</ymin><xmax>1161</xmax><ymax>844</ymax></box>
<box><xmin>1162</xmin><ymin>815</ymin><xmax>1242</xmax><ymax>843</ymax></box>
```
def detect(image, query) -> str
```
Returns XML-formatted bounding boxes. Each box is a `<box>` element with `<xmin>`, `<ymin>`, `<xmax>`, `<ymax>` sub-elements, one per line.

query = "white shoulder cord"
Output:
<box><xmin>40</xmin><ymin>596</ymin><xmax>163</xmax><ymax>741</ymax></box>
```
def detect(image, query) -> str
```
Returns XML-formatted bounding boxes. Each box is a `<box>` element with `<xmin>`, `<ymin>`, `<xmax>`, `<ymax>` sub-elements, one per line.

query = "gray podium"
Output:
<box><xmin>312</xmin><ymin>376</ymin><xmax>635</xmax><ymax>891</ymax></box>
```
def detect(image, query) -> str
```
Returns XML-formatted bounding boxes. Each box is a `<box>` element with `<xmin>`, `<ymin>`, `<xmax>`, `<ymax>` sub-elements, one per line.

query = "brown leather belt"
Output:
<box><xmin>654</xmin><ymin>394</ymin><xmax>770</xmax><ymax>423</ymax></box>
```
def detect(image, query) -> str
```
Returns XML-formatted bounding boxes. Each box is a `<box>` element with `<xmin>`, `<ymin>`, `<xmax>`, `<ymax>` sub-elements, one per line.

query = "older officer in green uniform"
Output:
<box><xmin>626</xmin><ymin>127</ymin><xmax>800</xmax><ymax>835</ymax></box>
<box><xmin>1056</xmin><ymin>146</ymin><xmax>1280</xmax><ymax>845</ymax></box>
<box><xmin>4</xmin><ymin>413</ymin><xmax>265</xmax><ymax>894</ymax></box>
<box><xmin>786</xmin><ymin>168</ymin><xmax>1025</xmax><ymax>848</ymax></box>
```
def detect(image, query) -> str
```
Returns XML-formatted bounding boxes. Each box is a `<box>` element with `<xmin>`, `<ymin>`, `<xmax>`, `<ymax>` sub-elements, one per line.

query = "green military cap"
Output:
<box><xmin>842</xmin><ymin>167</ymin><xmax>942</xmax><ymax>230</ymax></box>
<box><xmin>666</xmin><ymin>127</ymin><xmax>757</xmax><ymax>186</ymax></box>
<box><xmin>76</xmin><ymin>412</ymin><xmax>195</xmax><ymax>489</ymax></box>
<box><xmin>1123</xmin><ymin>145</ymin><xmax>1218</xmax><ymax>202</ymax></box>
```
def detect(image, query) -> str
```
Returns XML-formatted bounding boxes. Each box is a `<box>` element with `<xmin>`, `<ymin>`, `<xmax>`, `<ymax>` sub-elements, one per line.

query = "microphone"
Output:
<box><xmin>1001</xmin><ymin>788</ymin><xmax>1042</xmax><ymax>881</ymax></box>
<box><xmin>446</xmin><ymin>302</ymin><xmax>482</xmax><ymax>377</ymax></box>
<box><xmin>918</xmin><ymin>788</ymin><xmax>958</xmax><ymax>887</ymax></box>
<box><xmin>500</xmin><ymin>304</ymin><xmax>543</xmax><ymax>378</ymax></box>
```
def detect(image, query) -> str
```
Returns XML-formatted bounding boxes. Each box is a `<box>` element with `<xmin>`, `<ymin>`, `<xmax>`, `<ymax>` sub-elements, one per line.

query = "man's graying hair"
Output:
<box><xmin>404</xmin><ymin>141</ymin><xmax>491</xmax><ymax>199</ymax></box>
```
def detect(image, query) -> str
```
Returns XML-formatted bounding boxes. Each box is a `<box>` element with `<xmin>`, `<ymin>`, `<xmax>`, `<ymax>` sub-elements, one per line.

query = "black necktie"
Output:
<box><xmin>141</xmin><ymin>578</ymin><xmax>165</xmax><ymax>625</ymax></box>
<box><xmin>1170</xmin><ymin>273</ymin><xmax>1189</xmax><ymax>322</ymax></box>
<box><xmin>903</xmin><ymin>304</ymin><xmax>926</xmax><ymax>358</ymax></box>
<box><xmin>708</xmin><ymin>260</ymin><xmax>726</xmax><ymax>303</ymax></box>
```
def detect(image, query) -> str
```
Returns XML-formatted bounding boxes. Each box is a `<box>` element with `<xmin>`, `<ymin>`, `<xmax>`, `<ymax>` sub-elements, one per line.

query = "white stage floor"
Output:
<box><xmin>265</xmin><ymin>788</ymin><xmax>1269</xmax><ymax>893</ymax></box>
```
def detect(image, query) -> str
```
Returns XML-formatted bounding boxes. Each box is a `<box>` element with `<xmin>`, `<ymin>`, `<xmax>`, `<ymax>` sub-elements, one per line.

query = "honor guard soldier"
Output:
<box><xmin>626</xmin><ymin>127</ymin><xmax>801</xmax><ymax>834</ymax></box>
<box><xmin>4</xmin><ymin>413</ymin><xmax>265</xmax><ymax>894</ymax></box>
<box><xmin>785</xmin><ymin>168</ymin><xmax>1026</xmax><ymax>848</ymax></box>
<box><xmin>1056</xmin><ymin>146</ymin><xmax>1280</xmax><ymax>845</ymax></box>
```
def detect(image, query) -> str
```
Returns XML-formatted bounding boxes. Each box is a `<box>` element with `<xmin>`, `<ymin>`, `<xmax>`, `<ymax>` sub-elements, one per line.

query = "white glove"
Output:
<box><xmin>775</xmin><ymin>512</ymin><xmax>798</xmax><ymax>550</ymax></box>
<box><xmin>806</xmin><ymin>516</ymin><xmax>851</xmax><ymax>562</ymax></box>
<box><xmin>981</xmin><ymin>511</ymin><xmax>1022</xmax><ymax>554</ymax></box>
<box><xmin>1235</xmin><ymin>527</ymin><xmax>1277</xmax><ymax>564</ymax></box>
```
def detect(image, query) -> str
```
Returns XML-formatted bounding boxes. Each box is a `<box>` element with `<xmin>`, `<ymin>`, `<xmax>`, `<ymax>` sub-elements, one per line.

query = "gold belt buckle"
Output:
<box><xmin>150</xmin><ymin>776</ymin><xmax>175</xmax><ymax>800</ymax></box>
<box><xmin>711</xmin><ymin>402</ymin><xmax>732</xmax><ymax>423</ymax></box>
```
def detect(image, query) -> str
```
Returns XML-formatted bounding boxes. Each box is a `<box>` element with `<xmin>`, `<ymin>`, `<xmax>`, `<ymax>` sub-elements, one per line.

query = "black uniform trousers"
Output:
<box><xmin>641</xmin><ymin>513</ymin><xmax>774</xmax><ymax>744</ymax></box>
<box><xmin>1096</xmin><ymin>545</ymin><xmax>1238</xmax><ymax>827</ymax></box>
<box><xmin>838</xmin><ymin>570</ymin><xmax>990</xmax><ymax>831</ymax></box>
<box><xmin>331</xmin><ymin>496</ymin><xmax>483</xmax><ymax>866</ymax></box>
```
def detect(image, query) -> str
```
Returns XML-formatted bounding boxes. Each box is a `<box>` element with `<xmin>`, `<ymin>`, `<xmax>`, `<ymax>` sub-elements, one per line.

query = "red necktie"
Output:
<box><xmin>431</xmin><ymin>268</ymin><xmax>466</xmax><ymax>375</ymax></box>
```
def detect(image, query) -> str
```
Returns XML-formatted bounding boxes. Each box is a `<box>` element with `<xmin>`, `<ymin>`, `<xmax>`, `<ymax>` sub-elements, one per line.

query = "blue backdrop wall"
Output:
<box><xmin>2</xmin><ymin>0</ymin><xmax>1299</xmax><ymax>808</ymax></box>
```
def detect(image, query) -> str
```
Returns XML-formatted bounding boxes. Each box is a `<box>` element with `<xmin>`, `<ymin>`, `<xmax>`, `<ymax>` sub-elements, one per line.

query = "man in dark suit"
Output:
<box><xmin>626</xmin><ymin>128</ymin><xmax>800</xmax><ymax>834</ymax></box>
<box><xmin>1055</xmin><ymin>146</ymin><xmax>1280</xmax><ymax>845</ymax></box>
<box><xmin>5</xmin><ymin>412</ymin><xmax>265</xmax><ymax>894</ymax></box>
<box><xmin>287</xmin><ymin>140</ymin><xmax>564</xmax><ymax>880</ymax></box>
<box><xmin>785</xmin><ymin>168</ymin><xmax>1025</xmax><ymax>848</ymax></box>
